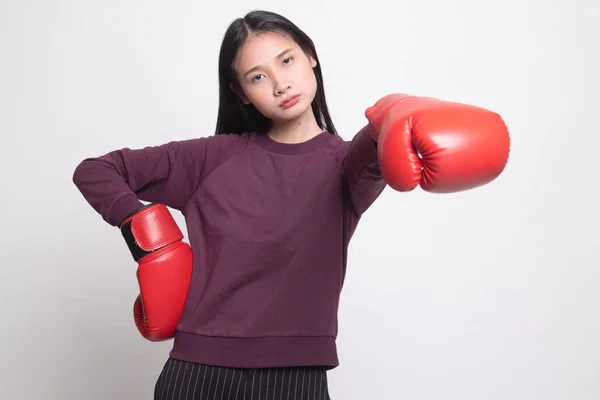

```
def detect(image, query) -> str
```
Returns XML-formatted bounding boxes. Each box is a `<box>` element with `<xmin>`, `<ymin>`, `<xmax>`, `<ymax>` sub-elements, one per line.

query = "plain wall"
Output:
<box><xmin>1</xmin><ymin>0</ymin><xmax>599</xmax><ymax>398</ymax></box>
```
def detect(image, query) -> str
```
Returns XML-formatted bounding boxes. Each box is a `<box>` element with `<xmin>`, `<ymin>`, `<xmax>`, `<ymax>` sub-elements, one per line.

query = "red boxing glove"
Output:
<box><xmin>120</xmin><ymin>203</ymin><xmax>193</xmax><ymax>341</ymax></box>
<box><xmin>365</xmin><ymin>93</ymin><xmax>510</xmax><ymax>193</ymax></box>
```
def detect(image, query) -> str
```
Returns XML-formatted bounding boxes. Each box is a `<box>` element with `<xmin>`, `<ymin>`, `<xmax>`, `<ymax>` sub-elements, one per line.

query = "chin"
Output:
<box><xmin>280</xmin><ymin>99</ymin><xmax>313</xmax><ymax>119</ymax></box>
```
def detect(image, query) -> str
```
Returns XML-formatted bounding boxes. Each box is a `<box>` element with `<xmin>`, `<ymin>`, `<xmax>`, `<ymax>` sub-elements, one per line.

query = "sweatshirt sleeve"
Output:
<box><xmin>72</xmin><ymin>134</ymin><xmax>240</xmax><ymax>227</ymax></box>
<box><xmin>341</xmin><ymin>124</ymin><xmax>387</xmax><ymax>217</ymax></box>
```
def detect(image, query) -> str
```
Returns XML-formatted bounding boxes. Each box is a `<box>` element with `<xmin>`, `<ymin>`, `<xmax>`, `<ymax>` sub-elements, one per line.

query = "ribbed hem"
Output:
<box><xmin>108</xmin><ymin>195</ymin><xmax>144</xmax><ymax>227</ymax></box>
<box><xmin>169</xmin><ymin>331</ymin><xmax>339</xmax><ymax>370</ymax></box>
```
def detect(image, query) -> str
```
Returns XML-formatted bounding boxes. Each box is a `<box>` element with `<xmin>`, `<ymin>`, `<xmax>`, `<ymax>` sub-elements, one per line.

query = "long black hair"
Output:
<box><xmin>214</xmin><ymin>10</ymin><xmax>337</xmax><ymax>136</ymax></box>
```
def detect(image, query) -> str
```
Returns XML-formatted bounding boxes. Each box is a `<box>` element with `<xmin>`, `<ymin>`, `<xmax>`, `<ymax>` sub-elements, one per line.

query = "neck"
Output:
<box><xmin>267</xmin><ymin>109</ymin><xmax>324</xmax><ymax>144</ymax></box>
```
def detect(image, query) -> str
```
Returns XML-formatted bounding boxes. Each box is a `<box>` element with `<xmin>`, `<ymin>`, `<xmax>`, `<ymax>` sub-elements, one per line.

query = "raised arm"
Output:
<box><xmin>341</xmin><ymin>124</ymin><xmax>387</xmax><ymax>217</ymax></box>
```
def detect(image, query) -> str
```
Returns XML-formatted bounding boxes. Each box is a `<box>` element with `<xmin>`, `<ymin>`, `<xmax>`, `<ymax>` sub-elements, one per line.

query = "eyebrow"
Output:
<box><xmin>243</xmin><ymin>48</ymin><xmax>294</xmax><ymax>77</ymax></box>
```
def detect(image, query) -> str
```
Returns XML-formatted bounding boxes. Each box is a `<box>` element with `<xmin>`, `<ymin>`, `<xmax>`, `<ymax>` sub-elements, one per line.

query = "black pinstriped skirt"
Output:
<box><xmin>154</xmin><ymin>357</ymin><xmax>332</xmax><ymax>400</ymax></box>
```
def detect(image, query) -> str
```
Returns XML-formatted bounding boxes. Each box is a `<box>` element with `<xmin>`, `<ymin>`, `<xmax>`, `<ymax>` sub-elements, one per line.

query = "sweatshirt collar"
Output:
<box><xmin>254</xmin><ymin>131</ymin><xmax>332</xmax><ymax>154</ymax></box>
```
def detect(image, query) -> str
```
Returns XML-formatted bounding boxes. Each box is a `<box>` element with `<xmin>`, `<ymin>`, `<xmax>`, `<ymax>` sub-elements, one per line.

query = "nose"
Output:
<box><xmin>273</xmin><ymin>74</ymin><xmax>291</xmax><ymax>96</ymax></box>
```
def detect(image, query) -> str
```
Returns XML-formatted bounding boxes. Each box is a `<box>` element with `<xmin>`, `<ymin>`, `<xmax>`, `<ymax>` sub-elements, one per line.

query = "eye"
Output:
<box><xmin>283</xmin><ymin>57</ymin><xmax>293</xmax><ymax>65</ymax></box>
<box><xmin>251</xmin><ymin>74</ymin><xmax>265</xmax><ymax>83</ymax></box>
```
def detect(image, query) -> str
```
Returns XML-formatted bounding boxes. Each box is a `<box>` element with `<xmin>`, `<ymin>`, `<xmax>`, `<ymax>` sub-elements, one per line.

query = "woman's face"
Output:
<box><xmin>231</xmin><ymin>32</ymin><xmax>318</xmax><ymax>124</ymax></box>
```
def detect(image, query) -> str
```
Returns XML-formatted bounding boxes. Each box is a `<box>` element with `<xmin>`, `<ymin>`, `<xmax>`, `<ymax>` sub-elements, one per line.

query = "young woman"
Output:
<box><xmin>72</xmin><ymin>9</ymin><xmax>510</xmax><ymax>400</ymax></box>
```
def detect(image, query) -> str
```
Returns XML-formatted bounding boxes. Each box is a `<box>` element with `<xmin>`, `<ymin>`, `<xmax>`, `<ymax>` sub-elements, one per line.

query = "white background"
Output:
<box><xmin>1</xmin><ymin>0</ymin><xmax>599</xmax><ymax>399</ymax></box>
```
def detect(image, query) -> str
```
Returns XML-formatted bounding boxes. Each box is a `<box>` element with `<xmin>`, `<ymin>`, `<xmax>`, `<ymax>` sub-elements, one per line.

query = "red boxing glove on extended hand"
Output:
<box><xmin>365</xmin><ymin>93</ymin><xmax>510</xmax><ymax>193</ymax></box>
<box><xmin>120</xmin><ymin>203</ymin><xmax>193</xmax><ymax>341</ymax></box>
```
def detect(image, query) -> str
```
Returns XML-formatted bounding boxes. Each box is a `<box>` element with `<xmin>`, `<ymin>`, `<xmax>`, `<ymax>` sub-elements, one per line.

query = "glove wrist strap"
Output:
<box><xmin>120</xmin><ymin>203</ymin><xmax>184</xmax><ymax>262</ymax></box>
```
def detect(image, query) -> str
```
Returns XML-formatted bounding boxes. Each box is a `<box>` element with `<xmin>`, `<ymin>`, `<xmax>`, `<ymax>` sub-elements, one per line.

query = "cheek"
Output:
<box><xmin>248</xmin><ymin>89</ymin><xmax>272</xmax><ymax>109</ymax></box>
<box><xmin>243</xmin><ymin>85</ymin><xmax>268</xmax><ymax>104</ymax></box>
<box><xmin>303</xmin><ymin>68</ymin><xmax>318</xmax><ymax>95</ymax></box>
<box><xmin>244</xmin><ymin>86</ymin><xmax>277</xmax><ymax>116</ymax></box>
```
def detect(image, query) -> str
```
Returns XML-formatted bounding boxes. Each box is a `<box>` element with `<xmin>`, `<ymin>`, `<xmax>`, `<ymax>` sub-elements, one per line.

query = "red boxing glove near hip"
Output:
<box><xmin>120</xmin><ymin>203</ymin><xmax>193</xmax><ymax>341</ymax></box>
<box><xmin>365</xmin><ymin>93</ymin><xmax>510</xmax><ymax>193</ymax></box>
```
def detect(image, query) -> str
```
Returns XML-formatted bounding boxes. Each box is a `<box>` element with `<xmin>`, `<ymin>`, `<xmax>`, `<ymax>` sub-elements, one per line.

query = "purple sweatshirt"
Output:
<box><xmin>72</xmin><ymin>126</ymin><xmax>386</xmax><ymax>369</ymax></box>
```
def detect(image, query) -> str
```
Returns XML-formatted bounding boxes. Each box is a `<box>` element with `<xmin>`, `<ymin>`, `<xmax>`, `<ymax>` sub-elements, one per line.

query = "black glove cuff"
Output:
<box><xmin>120</xmin><ymin>203</ymin><xmax>156</xmax><ymax>262</ymax></box>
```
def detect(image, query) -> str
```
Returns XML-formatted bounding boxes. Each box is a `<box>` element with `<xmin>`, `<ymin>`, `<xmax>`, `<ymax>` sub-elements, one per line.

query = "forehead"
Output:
<box><xmin>234</xmin><ymin>32</ymin><xmax>301</xmax><ymax>70</ymax></box>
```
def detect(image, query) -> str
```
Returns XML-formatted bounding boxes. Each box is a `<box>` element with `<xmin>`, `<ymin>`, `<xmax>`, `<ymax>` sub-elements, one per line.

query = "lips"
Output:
<box><xmin>280</xmin><ymin>94</ymin><xmax>300</xmax><ymax>108</ymax></box>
